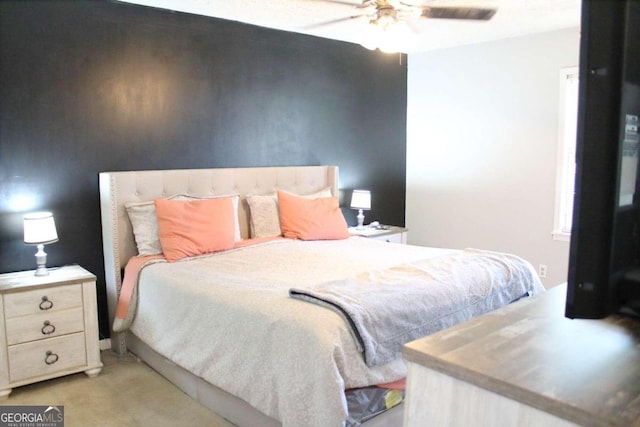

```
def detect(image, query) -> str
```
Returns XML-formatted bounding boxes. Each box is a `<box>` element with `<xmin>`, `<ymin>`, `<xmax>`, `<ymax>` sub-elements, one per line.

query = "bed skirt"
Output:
<box><xmin>124</xmin><ymin>332</ymin><xmax>405</xmax><ymax>427</ymax></box>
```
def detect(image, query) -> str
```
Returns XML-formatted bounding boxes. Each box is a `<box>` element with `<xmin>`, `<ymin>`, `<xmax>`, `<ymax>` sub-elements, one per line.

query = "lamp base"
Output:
<box><xmin>356</xmin><ymin>209</ymin><xmax>366</xmax><ymax>230</ymax></box>
<box><xmin>34</xmin><ymin>244</ymin><xmax>50</xmax><ymax>276</ymax></box>
<box><xmin>34</xmin><ymin>267</ymin><xmax>50</xmax><ymax>277</ymax></box>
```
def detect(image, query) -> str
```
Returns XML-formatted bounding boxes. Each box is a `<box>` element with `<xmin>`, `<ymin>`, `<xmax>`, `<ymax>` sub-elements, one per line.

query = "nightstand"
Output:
<box><xmin>0</xmin><ymin>265</ymin><xmax>103</xmax><ymax>398</ymax></box>
<box><xmin>348</xmin><ymin>225</ymin><xmax>408</xmax><ymax>244</ymax></box>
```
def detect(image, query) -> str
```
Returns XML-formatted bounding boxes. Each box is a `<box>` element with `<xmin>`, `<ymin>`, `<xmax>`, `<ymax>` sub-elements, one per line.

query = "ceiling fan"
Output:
<box><xmin>312</xmin><ymin>0</ymin><xmax>498</xmax><ymax>52</ymax></box>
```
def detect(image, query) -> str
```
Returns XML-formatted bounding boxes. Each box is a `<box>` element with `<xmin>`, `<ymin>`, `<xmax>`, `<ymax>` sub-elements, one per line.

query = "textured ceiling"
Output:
<box><xmin>119</xmin><ymin>0</ymin><xmax>581</xmax><ymax>52</ymax></box>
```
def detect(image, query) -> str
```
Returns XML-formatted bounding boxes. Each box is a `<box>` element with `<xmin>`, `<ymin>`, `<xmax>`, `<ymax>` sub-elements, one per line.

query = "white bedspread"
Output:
<box><xmin>127</xmin><ymin>238</ymin><xmax>532</xmax><ymax>427</ymax></box>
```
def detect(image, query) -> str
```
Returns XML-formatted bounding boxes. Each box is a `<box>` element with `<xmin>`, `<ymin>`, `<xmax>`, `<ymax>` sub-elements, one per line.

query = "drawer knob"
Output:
<box><xmin>44</xmin><ymin>351</ymin><xmax>59</xmax><ymax>365</ymax></box>
<box><xmin>39</xmin><ymin>296</ymin><xmax>53</xmax><ymax>311</ymax></box>
<box><xmin>41</xmin><ymin>320</ymin><xmax>56</xmax><ymax>335</ymax></box>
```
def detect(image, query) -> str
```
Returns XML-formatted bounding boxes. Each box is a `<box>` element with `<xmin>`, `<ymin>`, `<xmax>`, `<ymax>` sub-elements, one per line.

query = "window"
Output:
<box><xmin>553</xmin><ymin>67</ymin><xmax>579</xmax><ymax>241</ymax></box>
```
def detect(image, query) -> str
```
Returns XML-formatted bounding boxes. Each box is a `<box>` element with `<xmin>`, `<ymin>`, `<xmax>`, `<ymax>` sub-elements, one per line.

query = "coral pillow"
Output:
<box><xmin>155</xmin><ymin>197</ymin><xmax>235</xmax><ymax>262</ymax></box>
<box><xmin>126</xmin><ymin>194</ymin><xmax>241</xmax><ymax>256</ymax></box>
<box><xmin>277</xmin><ymin>190</ymin><xmax>349</xmax><ymax>240</ymax></box>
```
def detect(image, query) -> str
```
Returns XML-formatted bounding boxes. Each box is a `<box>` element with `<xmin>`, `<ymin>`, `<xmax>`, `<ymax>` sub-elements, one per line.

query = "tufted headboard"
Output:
<box><xmin>99</xmin><ymin>165</ymin><xmax>339</xmax><ymax>352</ymax></box>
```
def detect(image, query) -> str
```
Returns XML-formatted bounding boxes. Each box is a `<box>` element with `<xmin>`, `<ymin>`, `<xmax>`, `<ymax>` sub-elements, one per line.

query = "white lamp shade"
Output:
<box><xmin>24</xmin><ymin>212</ymin><xmax>58</xmax><ymax>245</ymax></box>
<box><xmin>350</xmin><ymin>190</ymin><xmax>371</xmax><ymax>210</ymax></box>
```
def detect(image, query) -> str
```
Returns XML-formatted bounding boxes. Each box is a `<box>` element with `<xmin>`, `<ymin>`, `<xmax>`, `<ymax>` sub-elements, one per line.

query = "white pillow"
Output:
<box><xmin>125</xmin><ymin>194</ymin><xmax>241</xmax><ymax>256</ymax></box>
<box><xmin>246</xmin><ymin>188</ymin><xmax>333</xmax><ymax>238</ymax></box>
<box><xmin>245</xmin><ymin>194</ymin><xmax>280</xmax><ymax>238</ymax></box>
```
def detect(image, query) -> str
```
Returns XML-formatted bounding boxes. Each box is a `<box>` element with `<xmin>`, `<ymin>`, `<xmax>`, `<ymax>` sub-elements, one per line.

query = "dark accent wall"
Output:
<box><xmin>0</xmin><ymin>1</ymin><xmax>408</xmax><ymax>338</ymax></box>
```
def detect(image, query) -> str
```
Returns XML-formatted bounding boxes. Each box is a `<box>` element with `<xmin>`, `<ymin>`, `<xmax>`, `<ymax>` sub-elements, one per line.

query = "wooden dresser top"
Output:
<box><xmin>403</xmin><ymin>284</ymin><xmax>640</xmax><ymax>427</ymax></box>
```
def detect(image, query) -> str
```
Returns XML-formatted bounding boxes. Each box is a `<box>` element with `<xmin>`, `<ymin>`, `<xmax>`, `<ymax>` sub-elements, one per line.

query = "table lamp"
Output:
<box><xmin>24</xmin><ymin>211</ymin><xmax>58</xmax><ymax>276</ymax></box>
<box><xmin>350</xmin><ymin>190</ymin><xmax>371</xmax><ymax>230</ymax></box>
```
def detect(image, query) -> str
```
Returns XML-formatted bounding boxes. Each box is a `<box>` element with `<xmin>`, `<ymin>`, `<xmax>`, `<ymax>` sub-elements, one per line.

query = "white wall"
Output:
<box><xmin>406</xmin><ymin>28</ymin><xmax>580</xmax><ymax>287</ymax></box>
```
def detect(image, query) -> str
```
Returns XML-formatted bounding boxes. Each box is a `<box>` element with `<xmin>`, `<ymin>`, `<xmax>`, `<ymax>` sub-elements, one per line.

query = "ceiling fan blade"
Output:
<box><xmin>421</xmin><ymin>7</ymin><xmax>497</xmax><ymax>20</ymax></box>
<box><xmin>302</xmin><ymin>15</ymin><xmax>365</xmax><ymax>29</ymax></box>
<box><xmin>316</xmin><ymin>0</ymin><xmax>372</xmax><ymax>7</ymax></box>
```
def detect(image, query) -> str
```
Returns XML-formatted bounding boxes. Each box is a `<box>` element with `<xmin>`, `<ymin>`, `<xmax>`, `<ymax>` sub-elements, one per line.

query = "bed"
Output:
<box><xmin>99</xmin><ymin>165</ymin><xmax>544</xmax><ymax>427</ymax></box>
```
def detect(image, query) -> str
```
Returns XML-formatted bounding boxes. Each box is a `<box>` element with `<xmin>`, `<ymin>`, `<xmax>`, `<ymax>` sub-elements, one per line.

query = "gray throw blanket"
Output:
<box><xmin>290</xmin><ymin>249</ymin><xmax>544</xmax><ymax>367</ymax></box>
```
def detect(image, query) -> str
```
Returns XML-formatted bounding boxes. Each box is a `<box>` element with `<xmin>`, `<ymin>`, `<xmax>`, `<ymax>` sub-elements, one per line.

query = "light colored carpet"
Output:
<box><xmin>2</xmin><ymin>350</ymin><xmax>236</xmax><ymax>427</ymax></box>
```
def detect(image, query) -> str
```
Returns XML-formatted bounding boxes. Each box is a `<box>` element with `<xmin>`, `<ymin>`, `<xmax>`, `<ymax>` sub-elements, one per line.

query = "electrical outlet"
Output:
<box><xmin>538</xmin><ymin>264</ymin><xmax>548</xmax><ymax>278</ymax></box>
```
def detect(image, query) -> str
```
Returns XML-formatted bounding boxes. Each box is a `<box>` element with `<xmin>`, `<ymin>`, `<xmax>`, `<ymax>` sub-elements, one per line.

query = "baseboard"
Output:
<box><xmin>99</xmin><ymin>338</ymin><xmax>112</xmax><ymax>351</ymax></box>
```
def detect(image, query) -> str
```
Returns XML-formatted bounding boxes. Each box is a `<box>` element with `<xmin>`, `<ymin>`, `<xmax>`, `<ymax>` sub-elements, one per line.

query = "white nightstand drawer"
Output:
<box><xmin>8</xmin><ymin>332</ymin><xmax>87</xmax><ymax>383</ymax></box>
<box><xmin>5</xmin><ymin>307</ymin><xmax>85</xmax><ymax>345</ymax></box>
<box><xmin>4</xmin><ymin>284</ymin><xmax>82</xmax><ymax>319</ymax></box>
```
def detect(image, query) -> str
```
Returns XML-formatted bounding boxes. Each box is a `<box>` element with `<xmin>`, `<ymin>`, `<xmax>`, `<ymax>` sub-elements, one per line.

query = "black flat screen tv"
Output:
<box><xmin>566</xmin><ymin>0</ymin><xmax>640</xmax><ymax>318</ymax></box>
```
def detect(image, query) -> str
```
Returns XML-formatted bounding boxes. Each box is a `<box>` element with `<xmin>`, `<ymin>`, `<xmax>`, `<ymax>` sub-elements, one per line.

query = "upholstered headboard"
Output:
<box><xmin>99</xmin><ymin>165</ymin><xmax>339</xmax><ymax>352</ymax></box>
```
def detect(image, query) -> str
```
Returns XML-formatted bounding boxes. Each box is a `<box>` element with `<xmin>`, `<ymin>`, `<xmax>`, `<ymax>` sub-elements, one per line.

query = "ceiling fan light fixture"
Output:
<box><xmin>375</xmin><ymin>14</ymin><xmax>395</xmax><ymax>29</ymax></box>
<box><xmin>343</xmin><ymin>0</ymin><xmax>497</xmax><ymax>53</ymax></box>
<box><xmin>360</xmin><ymin>19</ymin><xmax>411</xmax><ymax>54</ymax></box>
